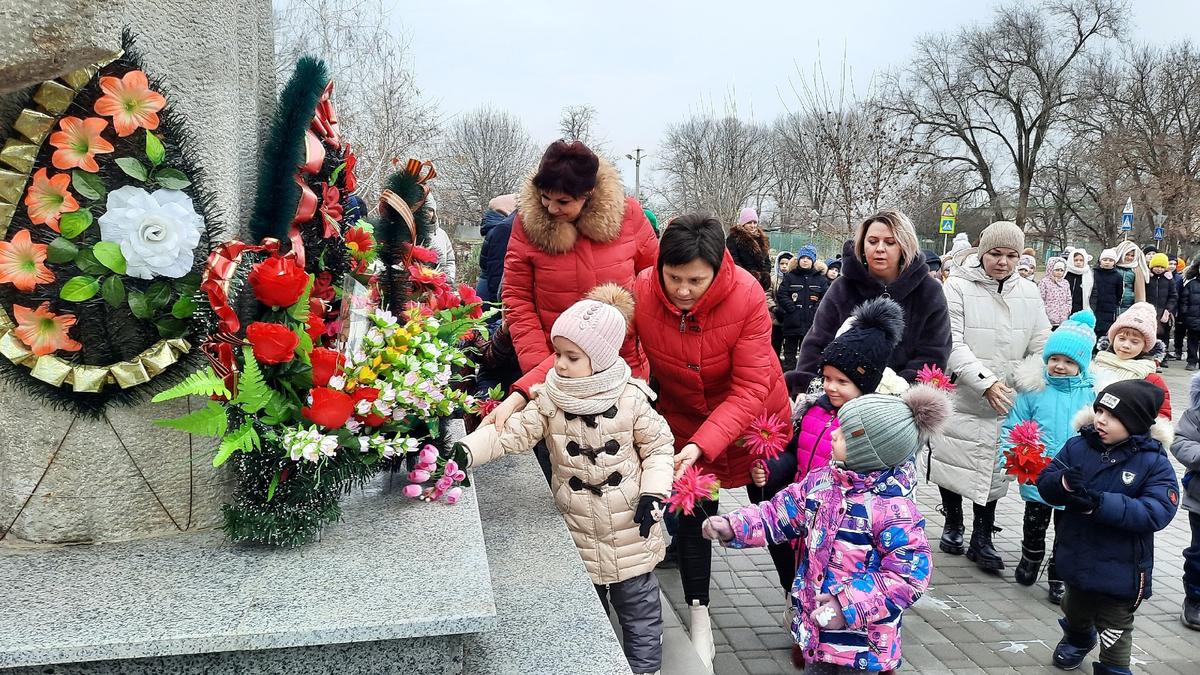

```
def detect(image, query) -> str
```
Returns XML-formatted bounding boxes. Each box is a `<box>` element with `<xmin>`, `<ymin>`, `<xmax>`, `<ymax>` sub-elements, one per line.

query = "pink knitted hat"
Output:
<box><xmin>551</xmin><ymin>299</ymin><xmax>628</xmax><ymax>371</ymax></box>
<box><xmin>1107</xmin><ymin>301</ymin><xmax>1157</xmax><ymax>348</ymax></box>
<box><xmin>737</xmin><ymin>207</ymin><xmax>759</xmax><ymax>226</ymax></box>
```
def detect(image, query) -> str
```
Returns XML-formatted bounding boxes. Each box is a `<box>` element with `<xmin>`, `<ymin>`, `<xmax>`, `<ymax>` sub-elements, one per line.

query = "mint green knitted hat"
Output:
<box><xmin>838</xmin><ymin>386</ymin><xmax>951</xmax><ymax>472</ymax></box>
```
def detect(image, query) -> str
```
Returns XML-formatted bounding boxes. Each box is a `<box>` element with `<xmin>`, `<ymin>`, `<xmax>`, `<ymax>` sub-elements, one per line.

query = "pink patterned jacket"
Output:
<box><xmin>724</xmin><ymin>461</ymin><xmax>931</xmax><ymax>672</ymax></box>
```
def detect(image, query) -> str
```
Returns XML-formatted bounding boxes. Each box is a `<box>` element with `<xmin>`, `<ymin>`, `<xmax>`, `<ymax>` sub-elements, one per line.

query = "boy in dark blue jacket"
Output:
<box><xmin>1036</xmin><ymin>379</ymin><xmax>1180</xmax><ymax>675</ymax></box>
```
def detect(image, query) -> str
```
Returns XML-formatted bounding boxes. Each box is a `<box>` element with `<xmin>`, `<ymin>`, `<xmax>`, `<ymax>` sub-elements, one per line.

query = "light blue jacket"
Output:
<box><xmin>1000</xmin><ymin>358</ymin><xmax>1095</xmax><ymax>505</ymax></box>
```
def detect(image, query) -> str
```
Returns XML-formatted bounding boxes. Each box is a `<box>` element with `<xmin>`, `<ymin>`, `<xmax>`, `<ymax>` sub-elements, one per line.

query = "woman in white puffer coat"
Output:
<box><xmin>927</xmin><ymin>221</ymin><xmax>1051</xmax><ymax>575</ymax></box>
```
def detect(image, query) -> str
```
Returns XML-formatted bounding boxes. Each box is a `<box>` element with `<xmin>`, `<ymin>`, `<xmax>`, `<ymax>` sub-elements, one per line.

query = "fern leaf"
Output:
<box><xmin>155</xmin><ymin>400</ymin><xmax>229</xmax><ymax>436</ymax></box>
<box><xmin>152</xmin><ymin>368</ymin><xmax>230</xmax><ymax>402</ymax></box>
<box><xmin>212</xmin><ymin>422</ymin><xmax>261</xmax><ymax>468</ymax></box>
<box><xmin>232</xmin><ymin>347</ymin><xmax>273</xmax><ymax>414</ymax></box>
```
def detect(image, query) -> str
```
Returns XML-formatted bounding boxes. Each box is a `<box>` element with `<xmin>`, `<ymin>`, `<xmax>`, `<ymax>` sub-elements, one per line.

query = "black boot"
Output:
<box><xmin>1048</xmin><ymin>556</ymin><xmax>1065</xmax><ymax>604</ymax></box>
<box><xmin>965</xmin><ymin>501</ymin><xmax>1004</xmax><ymax>573</ymax></box>
<box><xmin>1183</xmin><ymin>597</ymin><xmax>1200</xmax><ymax>631</ymax></box>
<box><xmin>1090</xmin><ymin>661</ymin><xmax>1132</xmax><ymax>674</ymax></box>
<box><xmin>1052</xmin><ymin>618</ymin><xmax>1097</xmax><ymax>670</ymax></box>
<box><xmin>938</xmin><ymin>497</ymin><xmax>965</xmax><ymax>555</ymax></box>
<box><xmin>1014</xmin><ymin>545</ymin><xmax>1043</xmax><ymax>586</ymax></box>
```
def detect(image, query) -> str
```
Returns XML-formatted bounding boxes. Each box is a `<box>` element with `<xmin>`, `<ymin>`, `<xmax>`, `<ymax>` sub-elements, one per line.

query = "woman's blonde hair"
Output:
<box><xmin>854</xmin><ymin>209</ymin><xmax>922</xmax><ymax>270</ymax></box>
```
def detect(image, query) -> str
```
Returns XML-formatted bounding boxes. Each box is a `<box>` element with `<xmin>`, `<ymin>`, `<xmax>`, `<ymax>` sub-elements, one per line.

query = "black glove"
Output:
<box><xmin>1062</xmin><ymin>466</ymin><xmax>1086</xmax><ymax>492</ymax></box>
<box><xmin>1065</xmin><ymin>490</ymin><xmax>1099</xmax><ymax>514</ymax></box>
<box><xmin>633</xmin><ymin>495</ymin><xmax>664</xmax><ymax>538</ymax></box>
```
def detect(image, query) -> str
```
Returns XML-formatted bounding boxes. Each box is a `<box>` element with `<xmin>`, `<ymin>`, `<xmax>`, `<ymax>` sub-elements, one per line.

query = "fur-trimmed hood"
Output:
<box><xmin>727</xmin><ymin>223</ymin><xmax>770</xmax><ymax>257</ymax></box>
<box><xmin>516</xmin><ymin>159</ymin><xmax>628</xmax><ymax>254</ymax></box>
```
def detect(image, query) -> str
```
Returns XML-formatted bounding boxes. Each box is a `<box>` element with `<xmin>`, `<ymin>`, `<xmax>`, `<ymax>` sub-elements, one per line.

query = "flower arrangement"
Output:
<box><xmin>0</xmin><ymin>41</ymin><xmax>213</xmax><ymax>416</ymax></box>
<box><xmin>1002</xmin><ymin>419</ymin><xmax>1051</xmax><ymax>485</ymax></box>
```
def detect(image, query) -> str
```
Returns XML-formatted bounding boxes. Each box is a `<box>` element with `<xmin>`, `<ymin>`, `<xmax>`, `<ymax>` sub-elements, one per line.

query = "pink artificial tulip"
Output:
<box><xmin>436</xmin><ymin>476</ymin><xmax>453</xmax><ymax>491</ymax></box>
<box><xmin>403</xmin><ymin>484</ymin><xmax>422</xmax><ymax>498</ymax></box>
<box><xmin>419</xmin><ymin>445</ymin><xmax>438</xmax><ymax>465</ymax></box>
<box><xmin>408</xmin><ymin>469</ymin><xmax>431</xmax><ymax>483</ymax></box>
<box><xmin>445</xmin><ymin>487</ymin><xmax>463</xmax><ymax>504</ymax></box>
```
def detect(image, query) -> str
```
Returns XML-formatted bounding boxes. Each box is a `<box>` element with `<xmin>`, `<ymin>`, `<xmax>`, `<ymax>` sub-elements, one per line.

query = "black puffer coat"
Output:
<box><xmin>1146</xmin><ymin>271</ymin><xmax>1178</xmax><ymax>319</ymax></box>
<box><xmin>1178</xmin><ymin>264</ymin><xmax>1200</xmax><ymax>331</ymax></box>
<box><xmin>1090</xmin><ymin>266</ymin><xmax>1124</xmax><ymax>338</ymax></box>
<box><xmin>775</xmin><ymin>262</ymin><xmax>828</xmax><ymax>337</ymax></box>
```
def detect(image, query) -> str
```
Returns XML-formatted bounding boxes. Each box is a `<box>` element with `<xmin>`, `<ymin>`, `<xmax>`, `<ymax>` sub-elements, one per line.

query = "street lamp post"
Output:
<box><xmin>626</xmin><ymin>148</ymin><xmax>645</xmax><ymax>202</ymax></box>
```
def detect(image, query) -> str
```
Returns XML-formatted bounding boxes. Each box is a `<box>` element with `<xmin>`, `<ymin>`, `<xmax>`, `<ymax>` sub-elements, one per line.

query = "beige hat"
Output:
<box><xmin>488</xmin><ymin>193</ymin><xmax>518</xmax><ymax>215</ymax></box>
<box><xmin>978</xmin><ymin>221</ymin><xmax>1025</xmax><ymax>254</ymax></box>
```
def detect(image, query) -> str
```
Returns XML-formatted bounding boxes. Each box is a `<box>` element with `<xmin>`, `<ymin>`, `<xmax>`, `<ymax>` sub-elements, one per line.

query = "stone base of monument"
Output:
<box><xmin>0</xmin><ymin>454</ymin><xmax>631</xmax><ymax>674</ymax></box>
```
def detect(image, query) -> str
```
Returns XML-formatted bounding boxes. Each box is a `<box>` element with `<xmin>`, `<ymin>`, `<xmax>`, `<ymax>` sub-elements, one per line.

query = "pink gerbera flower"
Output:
<box><xmin>666</xmin><ymin>465</ymin><xmax>720</xmax><ymax>516</ymax></box>
<box><xmin>916</xmin><ymin>364</ymin><xmax>955</xmax><ymax>392</ymax></box>
<box><xmin>742</xmin><ymin>412</ymin><xmax>789</xmax><ymax>461</ymax></box>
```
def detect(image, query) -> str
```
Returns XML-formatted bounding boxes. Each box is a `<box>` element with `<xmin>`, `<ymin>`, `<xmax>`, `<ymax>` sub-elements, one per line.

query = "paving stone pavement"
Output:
<box><xmin>657</xmin><ymin>366</ymin><xmax>1200</xmax><ymax>674</ymax></box>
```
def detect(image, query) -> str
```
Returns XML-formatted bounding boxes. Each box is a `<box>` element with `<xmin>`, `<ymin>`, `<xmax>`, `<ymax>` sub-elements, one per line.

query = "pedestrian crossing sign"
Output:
<box><xmin>939</xmin><ymin>201</ymin><xmax>958</xmax><ymax>234</ymax></box>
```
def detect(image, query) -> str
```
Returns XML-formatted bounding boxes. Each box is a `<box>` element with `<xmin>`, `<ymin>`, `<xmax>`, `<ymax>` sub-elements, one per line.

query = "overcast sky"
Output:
<box><xmin>395</xmin><ymin>0</ymin><xmax>1199</xmax><ymax>186</ymax></box>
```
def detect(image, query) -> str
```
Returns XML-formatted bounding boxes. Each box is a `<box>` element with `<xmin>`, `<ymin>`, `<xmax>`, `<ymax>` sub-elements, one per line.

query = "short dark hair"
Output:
<box><xmin>531</xmin><ymin>140</ymin><xmax>600</xmax><ymax>197</ymax></box>
<box><xmin>658</xmin><ymin>214</ymin><xmax>725</xmax><ymax>275</ymax></box>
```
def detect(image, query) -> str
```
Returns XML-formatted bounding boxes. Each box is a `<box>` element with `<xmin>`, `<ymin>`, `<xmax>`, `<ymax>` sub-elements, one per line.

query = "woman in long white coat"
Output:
<box><xmin>928</xmin><ymin>221</ymin><xmax>1051</xmax><ymax>574</ymax></box>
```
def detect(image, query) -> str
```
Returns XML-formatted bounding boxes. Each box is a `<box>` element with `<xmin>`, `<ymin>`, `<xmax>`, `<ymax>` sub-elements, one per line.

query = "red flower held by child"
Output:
<box><xmin>742</xmin><ymin>412</ymin><xmax>789</xmax><ymax>461</ymax></box>
<box><xmin>667</xmin><ymin>465</ymin><xmax>720</xmax><ymax>516</ymax></box>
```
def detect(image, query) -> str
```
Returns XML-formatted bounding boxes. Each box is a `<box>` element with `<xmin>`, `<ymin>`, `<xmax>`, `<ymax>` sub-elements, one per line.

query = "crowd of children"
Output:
<box><xmin>459</xmin><ymin>232</ymin><xmax>1197</xmax><ymax>674</ymax></box>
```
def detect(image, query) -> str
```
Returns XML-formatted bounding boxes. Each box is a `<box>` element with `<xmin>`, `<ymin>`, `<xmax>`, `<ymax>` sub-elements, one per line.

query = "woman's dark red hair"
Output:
<box><xmin>532</xmin><ymin>140</ymin><xmax>600</xmax><ymax>198</ymax></box>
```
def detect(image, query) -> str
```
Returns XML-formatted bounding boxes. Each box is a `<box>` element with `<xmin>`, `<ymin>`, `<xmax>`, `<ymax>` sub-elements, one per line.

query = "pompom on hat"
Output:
<box><xmin>838</xmin><ymin>385</ymin><xmax>952</xmax><ymax>472</ymax></box>
<box><xmin>1044</xmin><ymin>309</ymin><xmax>1097</xmax><ymax>375</ymax></box>
<box><xmin>550</xmin><ymin>284</ymin><xmax>634</xmax><ymax>371</ymax></box>
<box><xmin>821</xmin><ymin>298</ymin><xmax>905</xmax><ymax>394</ymax></box>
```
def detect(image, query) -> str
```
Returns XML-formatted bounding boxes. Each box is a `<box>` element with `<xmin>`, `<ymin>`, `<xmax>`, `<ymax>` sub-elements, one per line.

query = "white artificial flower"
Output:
<box><xmin>319</xmin><ymin>435</ymin><xmax>338</xmax><ymax>458</ymax></box>
<box><xmin>359</xmin><ymin>437</ymin><xmax>371</xmax><ymax>453</ymax></box>
<box><xmin>301</xmin><ymin>442</ymin><xmax>321</xmax><ymax>463</ymax></box>
<box><xmin>98</xmin><ymin>186</ymin><xmax>203</xmax><ymax>280</ymax></box>
<box><xmin>328</xmin><ymin>375</ymin><xmax>346</xmax><ymax>390</ymax></box>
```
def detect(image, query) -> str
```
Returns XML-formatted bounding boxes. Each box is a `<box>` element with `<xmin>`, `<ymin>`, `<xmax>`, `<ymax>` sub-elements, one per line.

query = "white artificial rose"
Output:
<box><xmin>98</xmin><ymin>185</ymin><xmax>203</xmax><ymax>280</ymax></box>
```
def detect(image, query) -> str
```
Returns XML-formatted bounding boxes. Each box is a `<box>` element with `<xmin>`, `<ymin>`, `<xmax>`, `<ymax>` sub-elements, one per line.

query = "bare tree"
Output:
<box><xmin>275</xmin><ymin>0</ymin><xmax>441</xmax><ymax>202</ymax></box>
<box><xmin>885</xmin><ymin>0</ymin><xmax>1126</xmax><ymax>225</ymax></box>
<box><xmin>434</xmin><ymin>106</ymin><xmax>538</xmax><ymax>235</ymax></box>
<box><xmin>654</xmin><ymin>107</ymin><xmax>773</xmax><ymax>225</ymax></box>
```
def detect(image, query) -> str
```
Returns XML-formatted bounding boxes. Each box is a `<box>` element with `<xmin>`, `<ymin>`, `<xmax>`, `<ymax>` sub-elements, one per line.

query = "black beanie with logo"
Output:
<box><xmin>1094</xmin><ymin>379</ymin><xmax>1164</xmax><ymax>437</ymax></box>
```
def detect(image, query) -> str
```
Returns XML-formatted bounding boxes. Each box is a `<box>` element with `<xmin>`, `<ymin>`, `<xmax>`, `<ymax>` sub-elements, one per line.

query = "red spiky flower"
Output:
<box><xmin>666</xmin><ymin>465</ymin><xmax>720</xmax><ymax>516</ymax></box>
<box><xmin>1003</xmin><ymin>420</ymin><xmax>1051</xmax><ymax>485</ymax></box>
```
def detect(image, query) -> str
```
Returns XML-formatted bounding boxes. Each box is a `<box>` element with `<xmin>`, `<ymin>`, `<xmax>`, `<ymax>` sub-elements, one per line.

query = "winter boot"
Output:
<box><xmin>965</xmin><ymin>502</ymin><xmax>1004</xmax><ymax>573</ymax></box>
<box><xmin>689</xmin><ymin>599</ymin><xmax>715</xmax><ymax>671</ymax></box>
<box><xmin>1047</xmin><ymin>557</ymin><xmax>1065</xmax><ymax>605</ymax></box>
<box><xmin>1183</xmin><ymin>597</ymin><xmax>1200</xmax><ymax>631</ymax></box>
<box><xmin>938</xmin><ymin>501</ymin><xmax>965</xmax><ymax>555</ymax></box>
<box><xmin>1053</xmin><ymin>617</ymin><xmax>1097</xmax><ymax>670</ymax></box>
<box><xmin>1014</xmin><ymin>545</ymin><xmax>1044</xmax><ymax>586</ymax></box>
<box><xmin>1090</xmin><ymin>662</ymin><xmax>1132</xmax><ymax>675</ymax></box>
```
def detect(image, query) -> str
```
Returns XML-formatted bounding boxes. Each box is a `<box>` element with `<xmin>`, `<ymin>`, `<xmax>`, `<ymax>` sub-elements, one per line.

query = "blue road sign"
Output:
<box><xmin>1121</xmin><ymin>213</ymin><xmax>1134</xmax><ymax>231</ymax></box>
<box><xmin>1154</xmin><ymin>226</ymin><xmax>1165</xmax><ymax>240</ymax></box>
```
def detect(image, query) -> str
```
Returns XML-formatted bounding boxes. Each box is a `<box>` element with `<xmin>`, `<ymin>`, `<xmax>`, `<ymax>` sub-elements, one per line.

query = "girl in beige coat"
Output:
<box><xmin>457</xmin><ymin>288</ymin><xmax>674</xmax><ymax>675</ymax></box>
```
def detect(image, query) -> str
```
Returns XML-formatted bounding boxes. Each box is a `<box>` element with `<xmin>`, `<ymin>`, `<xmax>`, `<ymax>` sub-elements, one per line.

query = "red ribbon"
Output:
<box><xmin>311</xmin><ymin>81</ymin><xmax>342</xmax><ymax>149</ymax></box>
<box><xmin>301</xmin><ymin>130</ymin><xmax>326</xmax><ymax>175</ymax></box>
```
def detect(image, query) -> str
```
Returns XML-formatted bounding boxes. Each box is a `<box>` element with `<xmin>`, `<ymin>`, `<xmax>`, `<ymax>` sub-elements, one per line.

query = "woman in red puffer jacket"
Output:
<box><xmin>634</xmin><ymin>214</ymin><xmax>791</xmax><ymax>669</ymax></box>
<box><xmin>503</xmin><ymin>140</ymin><xmax>658</xmax><ymax>378</ymax></box>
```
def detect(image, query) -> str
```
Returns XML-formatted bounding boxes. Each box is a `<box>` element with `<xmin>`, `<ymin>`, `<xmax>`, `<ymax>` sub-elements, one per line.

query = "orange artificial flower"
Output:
<box><xmin>93</xmin><ymin>70</ymin><xmax>166</xmax><ymax>137</ymax></box>
<box><xmin>49</xmin><ymin>116</ymin><xmax>114</xmax><ymax>172</ymax></box>
<box><xmin>13</xmin><ymin>302</ymin><xmax>83</xmax><ymax>356</ymax></box>
<box><xmin>0</xmin><ymin>229</ymin><xmax>55</xmax><ymax>292</ymax></box>
<box><xmin>24</xmin><ymin>168</ymin><xmax>79</xmax><ymax>232</ymax></box>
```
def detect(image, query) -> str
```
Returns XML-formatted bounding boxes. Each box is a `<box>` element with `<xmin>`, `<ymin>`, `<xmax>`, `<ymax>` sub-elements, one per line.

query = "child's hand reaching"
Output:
<box><xmin>701</xmin><ymin>516</ymin><xmax>734</xmax><ymax>543</ymax></box>
<box><xmin>811</xmin><ymin>593</ymin><xmax>846</xmax><ymax>630</ymax></box>
<box><xmin>750</xmin><ymin>460</ymin><xmax>768</xmax><ymax>488</ymax></box>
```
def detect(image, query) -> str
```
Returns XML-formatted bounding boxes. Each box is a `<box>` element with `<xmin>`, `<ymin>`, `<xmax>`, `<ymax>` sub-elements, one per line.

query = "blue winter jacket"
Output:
<box><xmin>1036</xmin><ymin>425</ymin><xmax>1179</xmax><ymax>602</ymax></box>
<box><xmin>475</xmin><ymin>209</ymin><xmax>515</xmax><ymax>304</ymax></box>
<box><xmin>1001</xmin><ymin>365</ymin><xmax>1095</xmax><ymax>505</ymax></box>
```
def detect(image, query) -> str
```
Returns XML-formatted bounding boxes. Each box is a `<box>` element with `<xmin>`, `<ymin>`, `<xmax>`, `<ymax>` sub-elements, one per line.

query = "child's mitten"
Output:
<box><xmin>633</xmin><ymin>495</ymin><xmax>664</xmax><ymax>538</ymax></box>
<box><xmin>811</xmin><ymin>593</ymin><xmax>847</xmax><ymax>630</ymax></box>
<box><xmin>701</xmin><ymin>516</ymin><xmax>734</xmax><ymax>543</ymax></box>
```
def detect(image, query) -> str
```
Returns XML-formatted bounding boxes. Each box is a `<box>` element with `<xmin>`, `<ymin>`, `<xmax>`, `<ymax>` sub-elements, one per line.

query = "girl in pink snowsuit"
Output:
<box><xmin>707</xmin><ymin>386</ymin><xmax>949</xmax><ymax>673</ymax></box>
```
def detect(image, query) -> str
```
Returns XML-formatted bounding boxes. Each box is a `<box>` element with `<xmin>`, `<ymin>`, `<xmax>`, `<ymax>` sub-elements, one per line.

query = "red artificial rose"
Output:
<box><xmin>312</xmin><ymin>271</ymin><xmax>335</xmax><ymax>302</ymax></box>
<box><xmin>310</xmin><ymin>347</ymin><xmax>344</xmax><ymax>387</ymax></box>
<box><xmin>248</xmin><ymin>255</ymin><xmax>309</xmax><ymax>308</ymax></box>
<box><xmin>306</xmin><ymin>312</ymin><xmax>326</xmax><ymax>343</ymax></box>
<box><xmin>352</xmin><ymin>387</ymin><xmax>380</xmax><ymax>403</ymax></box>
<box><xmin>343</xmin><ymin>149</ymin><xmax>358</xmax><ymax>193</ymax></box>
<box><xmin>245</xmin><ymin>322</ymin><xmax>299</xmax><ymax>364</ymax></box>
<box><xmin>302</xmin><ymin>387</ymin><xmax>354</xmax><ymax>429</ymax></box>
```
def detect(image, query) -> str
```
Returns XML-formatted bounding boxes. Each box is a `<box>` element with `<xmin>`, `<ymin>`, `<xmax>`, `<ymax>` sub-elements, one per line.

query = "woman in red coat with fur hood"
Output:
<box><xmin>502</xmin><ymin>140</ymin><xmax>658</xmax><ymax>377</ymax></box>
